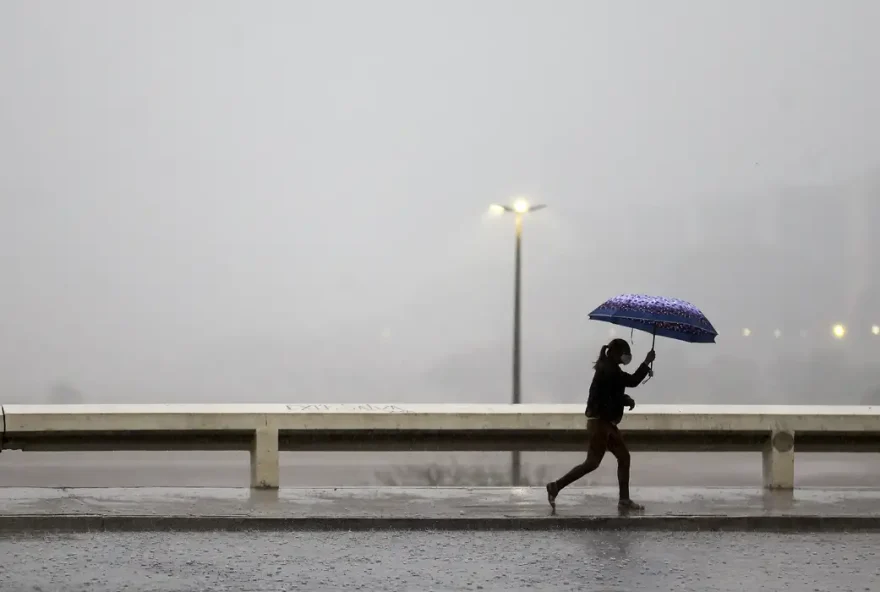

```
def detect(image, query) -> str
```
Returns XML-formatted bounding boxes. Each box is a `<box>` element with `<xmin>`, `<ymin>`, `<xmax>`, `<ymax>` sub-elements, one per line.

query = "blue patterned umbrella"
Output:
<box><xmin>588</xmin><ymin>293</ymin><xmax>718</xmax><ymax>346</ymax></box>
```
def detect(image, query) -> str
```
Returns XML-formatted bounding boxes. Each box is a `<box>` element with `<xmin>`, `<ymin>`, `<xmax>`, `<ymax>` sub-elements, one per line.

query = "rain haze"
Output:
<box><xmin>2</xmin><ymin>0</ymin><xmax>880</xmax><ymax>409</ymax></box>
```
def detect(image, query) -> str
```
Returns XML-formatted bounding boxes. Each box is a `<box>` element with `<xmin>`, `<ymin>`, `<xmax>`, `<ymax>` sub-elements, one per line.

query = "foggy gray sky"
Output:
<box><xmin>2</xmin><ymin>0</ymin><xmax>879</xmax><ymax>404</ymax></box>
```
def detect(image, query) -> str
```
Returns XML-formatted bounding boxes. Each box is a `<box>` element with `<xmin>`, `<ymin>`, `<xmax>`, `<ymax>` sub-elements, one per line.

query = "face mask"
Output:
<box><xmin>620</xmin><ymin>354</ymin><xmax>632</xmax><ymax>366</ymax></box>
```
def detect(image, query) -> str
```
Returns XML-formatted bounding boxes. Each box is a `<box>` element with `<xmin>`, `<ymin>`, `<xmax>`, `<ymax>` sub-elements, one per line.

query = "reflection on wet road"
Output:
<box><xmin>0</xmin><ymin>530</ymin><xmax>876</xmax><ymax>592</ymax></box>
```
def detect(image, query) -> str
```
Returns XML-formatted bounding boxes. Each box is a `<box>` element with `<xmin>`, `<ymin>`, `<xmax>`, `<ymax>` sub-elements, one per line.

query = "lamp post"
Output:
<box><xmin>489</xmin><ymin>197</ymin><xmax>547</xmax><ymax>485</ymax></box>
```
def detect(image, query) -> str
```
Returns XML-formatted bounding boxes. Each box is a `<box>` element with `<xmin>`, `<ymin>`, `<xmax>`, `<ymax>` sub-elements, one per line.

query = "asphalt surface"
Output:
<box><xmin>2</xmin><ymin>454</ymin><xmax>879</xmax><ymax>589</ymax></box>
<box><xmin>1</xmin><ymin>486</ymin><xmax>879</xmax><ymax>532</ymax></box>
<box><xmin>0</xmin><ymin>530</ymin><xmax>877</xmax><ymax>591</ymax></box>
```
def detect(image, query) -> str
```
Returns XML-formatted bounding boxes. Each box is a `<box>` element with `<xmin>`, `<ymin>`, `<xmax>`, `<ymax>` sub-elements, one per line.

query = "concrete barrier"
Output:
<box><xmin>2</xmin><ymin>404</ymin><xmax>879</xmax><ymax>490</ymax></box>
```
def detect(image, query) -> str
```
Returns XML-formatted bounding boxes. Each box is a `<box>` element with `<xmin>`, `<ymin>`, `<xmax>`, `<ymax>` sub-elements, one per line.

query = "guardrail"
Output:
<box><xmin>2</xmin><ymin>404</ymin><xmax>879</xmax><ymax>489</ymax></box>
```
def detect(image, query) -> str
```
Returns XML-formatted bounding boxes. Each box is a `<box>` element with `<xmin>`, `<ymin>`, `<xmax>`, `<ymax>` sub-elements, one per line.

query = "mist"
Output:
<box><xmin>1</xmin><ymin>0</ymin><xmax>879</xmax><ymax>406</ymax></box>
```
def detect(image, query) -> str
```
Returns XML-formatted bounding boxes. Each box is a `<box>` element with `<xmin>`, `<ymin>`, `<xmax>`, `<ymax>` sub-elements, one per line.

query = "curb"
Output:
<box><xmin>2</xmin><ymin>514</ymin><xmax>880</xmax><ymax>533</ymax></box>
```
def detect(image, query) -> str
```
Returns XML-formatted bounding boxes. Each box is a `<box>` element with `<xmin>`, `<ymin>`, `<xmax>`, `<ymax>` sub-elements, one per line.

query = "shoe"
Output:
<box><xmin>618</xmin><ymin>499</ymin><xmax>644</xmax><ymax>511</ymax></box>
<box><xmin>546</xmin><ymin>482</ymin><xmax>558</xmax><ymax>512</ymax></box>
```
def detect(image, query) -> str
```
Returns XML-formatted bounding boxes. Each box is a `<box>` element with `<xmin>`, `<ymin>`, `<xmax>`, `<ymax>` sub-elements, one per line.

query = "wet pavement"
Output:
<box><xmin>1</xmin><ymin>486</ymin><xmax>880</xmax><ymax>531</ymax></box>
<box><xmin>0</xmin><ymin>530</ymin><xmax>877</xmax><ymax>591</ymax></box>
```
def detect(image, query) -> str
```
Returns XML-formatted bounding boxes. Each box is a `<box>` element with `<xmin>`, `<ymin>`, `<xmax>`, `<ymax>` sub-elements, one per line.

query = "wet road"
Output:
<box><xmin>0</xmin><ymin>530</ymin><xmax>876</xmax><ymax>591</ymax></box>
<box><xmin>3</xmin><ymin>485</ymin><xmax>880</xmax><ymax>526</ymax></box>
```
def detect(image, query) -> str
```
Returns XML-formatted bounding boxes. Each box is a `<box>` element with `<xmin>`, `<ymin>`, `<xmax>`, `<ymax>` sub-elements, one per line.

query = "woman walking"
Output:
<box><xmin>545</xmin><ymin>338</ymin><xmax>655</xmax><ymax>511</ymax></box>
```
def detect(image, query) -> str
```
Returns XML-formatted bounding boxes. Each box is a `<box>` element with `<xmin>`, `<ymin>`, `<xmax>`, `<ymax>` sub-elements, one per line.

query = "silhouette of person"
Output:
<box><xmin>545</xmin><ymin>338</ymin><xmax>655</xmax><ymax>512</ymax></box>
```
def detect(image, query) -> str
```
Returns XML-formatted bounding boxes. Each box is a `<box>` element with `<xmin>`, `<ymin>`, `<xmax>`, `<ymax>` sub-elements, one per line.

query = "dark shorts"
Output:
<box><xmin>585</xmin><ymin>417</ymin><xmax>628</xmax><ymax>460</ymax></box>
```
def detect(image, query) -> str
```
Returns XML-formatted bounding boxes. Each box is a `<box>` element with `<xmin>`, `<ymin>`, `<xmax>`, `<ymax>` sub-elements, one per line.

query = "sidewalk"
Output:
<box><xmin>1</xmin><ymin>486</ymin><xmax>879</xmax><ymax>532</ymax></box>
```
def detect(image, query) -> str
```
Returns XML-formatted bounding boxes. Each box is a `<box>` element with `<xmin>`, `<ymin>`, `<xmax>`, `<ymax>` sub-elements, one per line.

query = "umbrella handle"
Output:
<box><xmin>642</xmin><ymin>327</ymin><xmax>657</xmax><ymax>384</ymax></box>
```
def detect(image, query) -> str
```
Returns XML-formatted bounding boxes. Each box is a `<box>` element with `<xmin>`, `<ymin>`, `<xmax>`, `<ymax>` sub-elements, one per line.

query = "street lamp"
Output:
<box><xmin>489</xmin><ymin>197</ymin><xmax>547</xmax><ymax>485</ymax></box>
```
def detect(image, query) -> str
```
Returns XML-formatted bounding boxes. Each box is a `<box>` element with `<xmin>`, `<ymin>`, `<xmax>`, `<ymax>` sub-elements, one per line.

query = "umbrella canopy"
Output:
<box><xmin>588</xmin><ymin>293</ymin><xmax>718</xmax><ymax>345</ymax></box>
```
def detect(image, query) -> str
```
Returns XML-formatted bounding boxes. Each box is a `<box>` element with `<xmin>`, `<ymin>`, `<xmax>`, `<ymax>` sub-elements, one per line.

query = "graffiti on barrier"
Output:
<box><xmin>285</xmin><ymin>404</ymin><xmax>413</xmax><ymax>414</ymax></box>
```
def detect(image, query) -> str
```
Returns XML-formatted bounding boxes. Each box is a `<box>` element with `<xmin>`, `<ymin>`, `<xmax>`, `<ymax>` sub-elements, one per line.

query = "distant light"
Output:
<box><xmin>832</xmin><ymin>324</ymin><xmax>847</xmax><ymax>339</ymax></box>
<box><xmin>872</xmin><ymin>325</ymin><xmax>880</xmax><ymax>336</ymax></box>
<box><xmin>742</xmin><ymin>328</ymin><xmax>752</xmax><ymax>337</ymax></box>
<box><xmin>773</xmin><ymin>329</ymin><xmax>782</xmax><ymax>339</ymax></box>
<box><xmin>512</xmin><ymin>198</ymin><xmax>530</xmax><ymax>214</ymax></box>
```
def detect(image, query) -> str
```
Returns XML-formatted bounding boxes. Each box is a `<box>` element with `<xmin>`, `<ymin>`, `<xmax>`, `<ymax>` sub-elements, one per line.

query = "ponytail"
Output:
<box><xmin>594</xmin><ymin>338</ymin><xmax>630</xmax><ymax>369</ymax></box>
<box><xmin>593</xmin><ymin>345</ymin><xmax>609</xmax><ymax>369</ymax></box>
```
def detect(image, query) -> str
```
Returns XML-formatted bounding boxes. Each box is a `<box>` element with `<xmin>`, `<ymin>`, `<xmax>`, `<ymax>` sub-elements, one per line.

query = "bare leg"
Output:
<box><xmin>553</xmin><ymin>450</ymin><xmax>604</xmax><ymax>491</ymax></box>
<box><xmin>607</xmin><ymin>426</ymin><xmax>643</xmax><ymax>510</ymax></box>
<box><xmin>546</xmin><ymin>419</ymin><xmax>609</xmax><ymax>511</ymax></box>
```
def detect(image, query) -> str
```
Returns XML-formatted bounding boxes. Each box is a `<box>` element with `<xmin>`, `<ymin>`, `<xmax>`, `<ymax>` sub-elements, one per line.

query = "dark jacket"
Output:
<box><xmin>585</xmin><ymin>362</ymin><xmax>651</xmax><ymax>424</ymax></box>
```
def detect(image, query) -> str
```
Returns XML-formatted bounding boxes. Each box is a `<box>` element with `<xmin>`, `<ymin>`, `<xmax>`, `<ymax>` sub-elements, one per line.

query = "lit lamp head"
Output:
<box><xmin>489</xmin><ymin>197</ymin><xmax>547</xmax><ymax>216</ymax></box>
<box><xmin>872</xmin><ymin>325</ymin><xmax>880</xmax><ymax>336</ymax></box>
<box><xmin>832</xmin><ymin>324</ymin><xmax>847</xmax><ymax>339</ymax></box>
